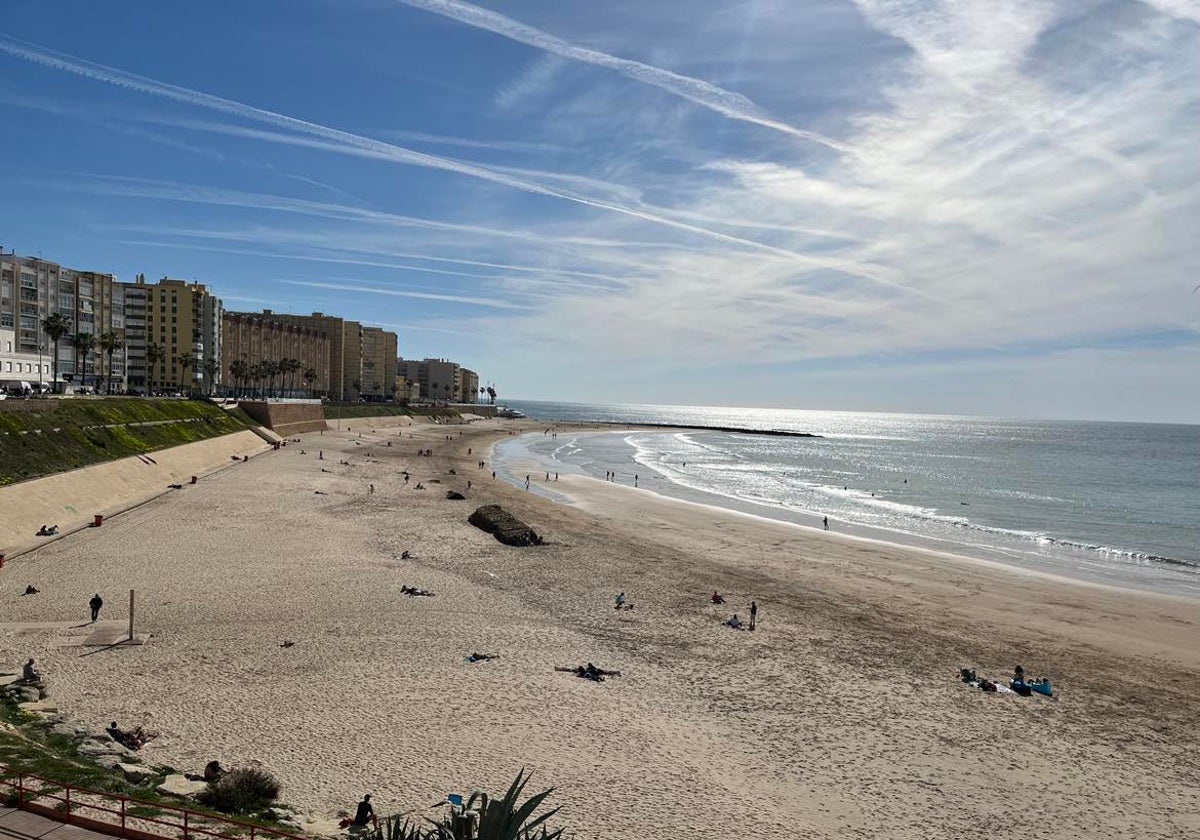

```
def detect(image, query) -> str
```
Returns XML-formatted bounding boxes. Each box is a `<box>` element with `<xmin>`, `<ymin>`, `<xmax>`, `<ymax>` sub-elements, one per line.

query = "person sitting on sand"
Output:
<box><xmin>466</xmin><ymin>652</ymin><xmax>500</xmax><ymax>663</ymax></box>
<box><xmin>725</xmin><ymin>614</ymin><xmax>744</xmax><ymax>630</ymax></box>
<box><xmin>614</xmin><ymin>592</ymin><xmax>626</xmax><ymax>609</ymax></box>
<box><xmin>22</xmin><ymin>658</ymin><xmax>42</xmax><ymax>684</ymax></box>
<box><xmin>711</xmin><ymin>591</ymin><xmax>725</xmax><ymax>604</ymax></box>
<box><xmin>338</xmin><ymin>795</ymin><xmax>378</xmax><ymax>830</ymax></box>
<box><xmin>185</xmin><ymin>760</ymin><xmax>227</xmax><ymax>782</ymax></box>
<box><xmin>23</xmin><ymin>585</ymin><xmax>40</xmax><ymax>596</ymax></box>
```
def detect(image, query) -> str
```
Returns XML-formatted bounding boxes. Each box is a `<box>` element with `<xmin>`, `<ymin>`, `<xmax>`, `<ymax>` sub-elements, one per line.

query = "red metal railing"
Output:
<box><xmin>0</xmin><ymin>764</ymin><xmax>310</xmax><ymax>840</ymax></box>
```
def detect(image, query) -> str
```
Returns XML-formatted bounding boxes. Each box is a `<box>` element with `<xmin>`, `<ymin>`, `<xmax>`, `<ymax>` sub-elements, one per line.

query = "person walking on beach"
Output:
<box><xmin>749</xmin><ymin>600</ymin><xmax>758</xmax><ymax>631</ymax></box>
<box><xmin>823</xmin><ymin>516</ymin><xmax>828</xmax><ymax>531</ymax></box>
<box><xmin>634</xmin><ymin>474</ymin><xmax>639</xmax><ymax>488</ymax></box>
<box><xmin>89</xmin><ymin>593</ymin><xmax>103</xmax><ymax>623</ymax></box>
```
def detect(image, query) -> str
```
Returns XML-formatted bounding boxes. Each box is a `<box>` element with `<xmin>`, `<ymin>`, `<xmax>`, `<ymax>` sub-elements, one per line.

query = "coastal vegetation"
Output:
<box><xmin>199</xmin><ymin>766</ymin><xmax>282</xmax><ymax>814</ymax></box>
<box><xmin>0</xmin><ymin>398</ymin><xmax>249</xmax><ymax>486</ymax></box>
<box><xmin>369</xmin><ymin>771</ymin><xmax>563</xmax><ymax>840</ymax></box>
<box><xmin>0</xmin><ymin>696</ymin><xmax>566</xmax><ymax>839</ymax></box>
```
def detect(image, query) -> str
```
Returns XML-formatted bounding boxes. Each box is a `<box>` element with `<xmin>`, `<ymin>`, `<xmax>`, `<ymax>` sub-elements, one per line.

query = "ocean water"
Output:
<box><xmin>497</xmin><ymin>401</ymin><xmax>1200</xmax><ymax>597</ymax></box>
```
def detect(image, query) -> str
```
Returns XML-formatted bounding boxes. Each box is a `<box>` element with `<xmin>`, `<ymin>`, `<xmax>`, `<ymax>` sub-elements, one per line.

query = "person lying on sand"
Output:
<box><xmin>35</xmin><ymin>524</ymin><xmax>59</xmax><ymax>536</ymax></box>
<box><xmin>466</xmin><ymin>652</ymin><xmax>500</xmax><ymax>663</ymax></box>
<box><xmin>725</xmin><ymin>614</ymin><xmax>745</xmax><ymax>629</ymax></box>
<box><xmin>107</xmin><ymin>721</ymin><xmax>158</xmax><ymax>751</ymax></box>
<box><xmin>23</xmin><ymin>585</ymin><xmax>40</xmax><ymax>596</ymax></box>
<box><xmin>556</xmin><ymin>663</ymin><xmax>622</xmax><ymax>682</ymax></box>
<box><xmin>400</xmin><ymin>585</ymin><xmax>435</xmax><ymax>597</ymax></box>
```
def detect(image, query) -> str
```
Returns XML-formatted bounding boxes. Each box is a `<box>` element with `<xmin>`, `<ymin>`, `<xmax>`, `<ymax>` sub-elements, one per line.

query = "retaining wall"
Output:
<box><xmin>0</xmin><ymin>430</ymin><xmax>268</xmax><ymax>559</ymax></box>
<box><xmin>237</xmin><ymin>401</ymin><xmax>328</xmax><ymax>435</ymax></box>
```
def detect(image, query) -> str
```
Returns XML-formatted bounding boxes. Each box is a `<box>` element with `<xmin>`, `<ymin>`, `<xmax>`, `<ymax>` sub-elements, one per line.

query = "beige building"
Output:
<box><xmin>221</xmin><ymin>312</ymin><xmax>331</xmax><ymax>396</ymax></box>
<box><xmin>254</xmin><ymin>312</ymin><xmax>352</xmax><ymax>400</ymax></box>
<box><xmin>120</xmin><ymin>276</ymin><xmax>223</xmax><ymax>394</ymax></box>
<box><xmin>459</xmin><ymin>367</ymin><xmax>480</xmax><ymax>403</ymax></box>
<box><xmin>252</xmin><ymin>311</ymin><xmax>397</xmax><ymax>401</ymax></box>
<box><xmin>360</xmin><ymin>326</ymin><xmax>398</xmax><ymax>401</ymax></box>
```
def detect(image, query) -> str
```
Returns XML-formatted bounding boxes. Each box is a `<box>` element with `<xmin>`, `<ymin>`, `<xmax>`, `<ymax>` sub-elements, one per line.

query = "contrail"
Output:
<box><xmin>394</xmin><ymin>0</ymin><xmax>849</xmax><ymax>152</ymax></box>
<box><xmin>278</xmin><ymin>279</ymin><xmax>533</xmax><ymax>309</ymax></box>
<box><xmin>0</xmin><ymin>33</ymin><xmax>905</xmax><ymax>292</ymax></box>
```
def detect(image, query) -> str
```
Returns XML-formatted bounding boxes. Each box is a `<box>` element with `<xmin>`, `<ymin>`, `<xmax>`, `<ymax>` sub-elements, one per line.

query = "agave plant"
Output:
<box><xmin>370</xmin><ymin>771</ymin><xmax>563</xmax><ymax>840</ymax></box>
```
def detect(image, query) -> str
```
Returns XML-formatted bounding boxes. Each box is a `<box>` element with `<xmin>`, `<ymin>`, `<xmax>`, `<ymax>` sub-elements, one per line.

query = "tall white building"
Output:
<box><xmin>1</xmin><ymin>250</ymin><xmax>128</xmax><ymax>391</ymax></box>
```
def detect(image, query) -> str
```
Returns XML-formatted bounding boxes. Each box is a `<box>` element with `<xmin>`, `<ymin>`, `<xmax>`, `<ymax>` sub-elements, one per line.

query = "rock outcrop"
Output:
<box><xmin>468</xmin><ymin>505</ymin><xmax>544</xmax><ymax>546</ymax></box>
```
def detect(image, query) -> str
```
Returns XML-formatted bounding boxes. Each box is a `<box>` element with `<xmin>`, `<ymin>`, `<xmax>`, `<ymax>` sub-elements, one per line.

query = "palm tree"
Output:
<box><xmin>430</xmin><ymin>382</ymin><xmax>439</xmax><ymax>402</ymax></box>
<box><xmin>203</xmin><ymin>357</ymin><xmax>219</xmax><ymax>396</ymax></box>
<box><xmin>262</xmin><ymin>359</ymin><xmax>278</xmax><ymax>398</ymax></box>
<box><xmin>144</xmin><ymin>342</ymin><xmax>165</xmax><ymax>394</ymax></box>
<box><xmin>351</xmin><ymin>379</ymin><xmax>362</xmax><ymax>401</ymax></box>
<box><xmin>229</xmin><ymin>359</ymin><xmax>248</xmax><ymax>399</ymax></box>
<box><xmin>303</xmin><ymin>367</ymin><xmax>318</xmax><ymax>398</ymax></box>
<box><xmin>41</xmin><ymin>312</ymin><xmax>70</xmax><ymax>393</ymax></box>
<box><xmin>176</xmin><ymin>352</ymin><xmax>194</xmax><ymax>395</ymax></box>
<box><xmin>284</xmin><ymin>358</ymin><xmax>301</xmax><ymax>396</ymax></box>
<box><xmin>248</xmin><ymin>362</ymin><xmax>264</xmax><ymax>398</ymax></box>
<box><xmin>479</xmin><ymin>386</ymin><xmax>486</xmax><ymax>404</ymax></box>
<box><xmin>71</xmin><ymin>332</ymin><xmax>95</xmax><ymax>391</ymax></box>
<box><xmin>97</xmin><ymin>330</ymin><xmax>124</xmax><ymax>395</ymax></box>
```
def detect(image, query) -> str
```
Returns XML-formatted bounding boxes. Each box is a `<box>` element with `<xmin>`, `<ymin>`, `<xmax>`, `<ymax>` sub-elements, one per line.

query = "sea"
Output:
<box><xmin>493</xmin><ymin>401</ymin><xmax>1200</xmax><ymax>598</ymax></box>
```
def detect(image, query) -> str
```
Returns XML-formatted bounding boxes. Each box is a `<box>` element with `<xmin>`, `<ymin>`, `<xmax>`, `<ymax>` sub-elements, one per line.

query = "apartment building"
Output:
<box><xmin>253</xmin><ymin>311</ymin><xmax>398</xmax><ymax>401</ymax></box>
<box><xmin>1</xmin><ymin>250</ymin><xmax>127</xmax><ymax>391</ymax></box>
<box><xmin>0</xmin><ymin>252</ymin><xmax>56</xmax><ymax>386</ymax></box>
<box><xmin>459</xmin><ymin>367</ymin><xmax>480</xmax><ymax>403</ymax></box>
<box><xmin>222</xmin><ymin>311</ymin><xmax>331</xmax><ymax>396</ymax></box>
<box><xmin>360</xmin><ymin>325</ymin><xmax>398</xmax><ymax>401</ymax></box>
<box><xmin>120</xmin><ymin>276</ymin><xmax>223</xmax><ymax>393</ymax></box>
<box><xmin>397</xmin><ymin>357</ymin><xmax>464</xmax><ymax>402</ymax></box>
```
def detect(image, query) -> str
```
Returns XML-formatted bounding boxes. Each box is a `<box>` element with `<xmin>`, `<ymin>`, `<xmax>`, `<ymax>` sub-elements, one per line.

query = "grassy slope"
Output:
<box><xmin>0</xmin><ymin>399</ymin><xmax>251</xmax><ymax>487</ymax></box>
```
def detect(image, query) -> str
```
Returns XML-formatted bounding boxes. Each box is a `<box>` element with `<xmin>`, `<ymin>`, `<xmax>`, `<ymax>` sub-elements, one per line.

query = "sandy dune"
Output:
<box><xmin>2</xmin><ymin>419</ymin><xmax>1198</xmax><ymax>840</ymax></box>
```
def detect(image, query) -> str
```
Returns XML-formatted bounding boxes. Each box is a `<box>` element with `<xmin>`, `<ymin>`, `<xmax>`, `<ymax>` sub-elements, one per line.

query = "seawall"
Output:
<box><xmin>0</xmin><ymin>430</ymin><xmax>269</xmax><ymax>560</ymax></box>
<box><xmin>237</xmin><ymin>401</ymin><xmax>328</xmax><ymax>435</ymax></box>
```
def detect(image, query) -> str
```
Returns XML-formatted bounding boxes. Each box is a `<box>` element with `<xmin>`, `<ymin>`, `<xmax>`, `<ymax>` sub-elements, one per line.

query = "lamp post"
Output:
<box><xmin>37</xmin><ymin>341</ymin><xmax>45</xmax><ymax>393</ymax></box>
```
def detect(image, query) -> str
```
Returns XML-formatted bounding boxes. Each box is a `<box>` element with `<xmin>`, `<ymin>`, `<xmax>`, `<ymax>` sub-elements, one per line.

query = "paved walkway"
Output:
<box><xmin>0</xmin><ymin>808</ymin><xmax>111</xmax><ymax>840</ymax></box>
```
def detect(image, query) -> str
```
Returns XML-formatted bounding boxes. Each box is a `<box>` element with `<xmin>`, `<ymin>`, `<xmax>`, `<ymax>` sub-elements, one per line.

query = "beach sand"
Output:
<box><xmin>2</xmin><ymin>419</ymin><xmax>1198</xmax><ymax>839</ymax></box>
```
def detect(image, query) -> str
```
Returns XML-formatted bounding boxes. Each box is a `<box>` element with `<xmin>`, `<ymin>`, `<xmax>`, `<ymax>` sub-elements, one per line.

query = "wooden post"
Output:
<box><xmin>128</xmin><ymin>589</ymin><xmax>135</xmax><ymax>641</ymax></box>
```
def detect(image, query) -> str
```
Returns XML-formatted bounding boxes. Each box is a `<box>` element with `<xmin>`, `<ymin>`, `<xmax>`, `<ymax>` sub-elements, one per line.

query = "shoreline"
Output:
<box><xmin>3</xmin><ymin>418</ymin><xmax>1198</xmax><ymax>839</ymax></box>
<box><xmin>493</xmin><ymin>426</ymin><xmax>1200</xmax><ymax>599</ymax></box>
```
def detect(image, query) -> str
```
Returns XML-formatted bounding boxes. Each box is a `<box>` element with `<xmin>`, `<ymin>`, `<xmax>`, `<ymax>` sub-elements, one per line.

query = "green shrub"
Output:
<box><xmin>199</xmin><ymin>767</ymin><xmax>281</xmax><ymax>814</ymax></box>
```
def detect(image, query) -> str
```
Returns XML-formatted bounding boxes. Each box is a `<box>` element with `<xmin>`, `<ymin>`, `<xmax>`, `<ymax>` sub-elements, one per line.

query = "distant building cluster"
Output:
<box><xmin>0</xmin><ymin>245</ymin><xmax>487</xmax><ymax>402</ymax></box>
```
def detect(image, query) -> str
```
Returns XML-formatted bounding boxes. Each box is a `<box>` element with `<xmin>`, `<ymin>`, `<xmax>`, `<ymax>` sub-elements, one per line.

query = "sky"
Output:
<box><xmin>0</xmin><ymin>0</ymin><xmax>1197</xmax><ymax>422</ymax></box>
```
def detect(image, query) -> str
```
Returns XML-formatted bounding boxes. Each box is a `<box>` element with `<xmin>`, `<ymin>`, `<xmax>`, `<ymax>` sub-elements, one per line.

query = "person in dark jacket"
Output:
<box><xmin>89</xmin><ymin>593</ymin><xmax>104</xmax><ymax>622</ymax></box>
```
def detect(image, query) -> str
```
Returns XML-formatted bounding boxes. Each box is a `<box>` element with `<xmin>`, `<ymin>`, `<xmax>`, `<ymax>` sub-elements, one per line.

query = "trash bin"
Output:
<box><xmin>93</xmin><ymin>514</ymin><xmax>104</xmax><ymax>527</ymax></box>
